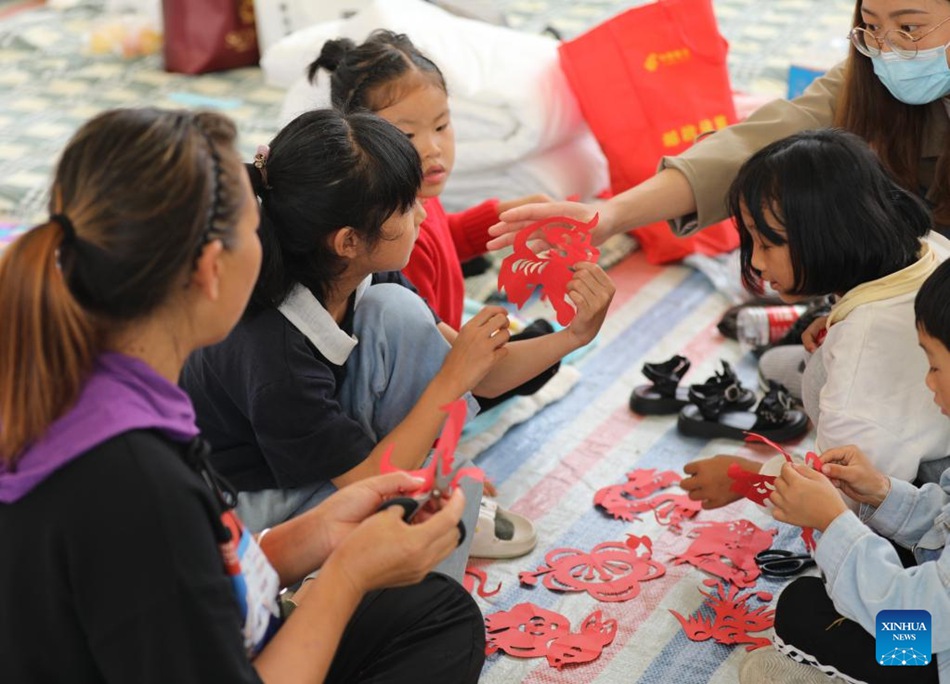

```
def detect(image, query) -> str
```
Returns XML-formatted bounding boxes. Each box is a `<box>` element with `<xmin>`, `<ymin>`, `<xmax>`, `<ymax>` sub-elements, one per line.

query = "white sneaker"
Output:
<box><xmin>469</xmin><ymin>498</ymin><xmax>537</xmax><ymax>559</ymax></box>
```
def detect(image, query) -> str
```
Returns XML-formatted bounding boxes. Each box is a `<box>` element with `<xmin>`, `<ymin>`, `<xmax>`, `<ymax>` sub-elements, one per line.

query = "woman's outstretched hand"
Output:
<box><xmin>486</xmin><ymin>200</ymin><xmax>610</xmax><ymax>251</ymax></box>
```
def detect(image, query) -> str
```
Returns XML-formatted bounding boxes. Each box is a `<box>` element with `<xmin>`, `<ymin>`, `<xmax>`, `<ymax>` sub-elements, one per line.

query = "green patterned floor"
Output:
<box><xmin>0</xmin><ymin>0</ymin><xmax>853</xmax><ymax>235</ymax></box>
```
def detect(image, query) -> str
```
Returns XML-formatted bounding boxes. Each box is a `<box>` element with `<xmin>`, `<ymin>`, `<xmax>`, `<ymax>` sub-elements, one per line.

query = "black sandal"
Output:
<box><xmin>677</xmin><ymin>380</ymin><xmax>809</xmax><ymax>442</ymax></box>
<box><xmin>629</xmin><ymin>355</ymin><xmax>691</xmax><ymax>415</ymax></box>
<box><xmin>630</xmin><ymin>358</ymin><xmax>755</xmax><ymax>416</ymax></box>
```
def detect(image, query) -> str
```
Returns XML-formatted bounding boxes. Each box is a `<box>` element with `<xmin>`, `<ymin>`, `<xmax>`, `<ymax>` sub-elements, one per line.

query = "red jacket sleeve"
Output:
<box><xmin>446</xmin><ymin>199</ymin><xmax>500</xmax><ymax>263</ymax></box>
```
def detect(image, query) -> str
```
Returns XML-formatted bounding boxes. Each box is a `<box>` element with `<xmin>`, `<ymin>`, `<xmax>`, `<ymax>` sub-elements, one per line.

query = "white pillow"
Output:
<box><xmin>263</xmin><ymin>0</ymin><xmax>587</xmax><ymax>157</ymax></box>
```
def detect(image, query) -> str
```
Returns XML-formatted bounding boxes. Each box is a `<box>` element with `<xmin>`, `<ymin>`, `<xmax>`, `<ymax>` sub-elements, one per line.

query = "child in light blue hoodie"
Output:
<box><xmin>754</xmin><ymin>259</ymin><xmax>950</xmax><ymax>684</ymax></box>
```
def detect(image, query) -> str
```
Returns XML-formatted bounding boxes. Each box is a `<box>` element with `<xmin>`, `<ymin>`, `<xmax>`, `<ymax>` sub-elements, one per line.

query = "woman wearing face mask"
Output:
<box><xmin>488</xmin><ymin>0</ymin><xmax>950</xmax><ymax>248</ymax></box>
<box><xmin>488</xmin><ymin>0</ymin><xmax>950</xmax><ymax>430</ymax></box>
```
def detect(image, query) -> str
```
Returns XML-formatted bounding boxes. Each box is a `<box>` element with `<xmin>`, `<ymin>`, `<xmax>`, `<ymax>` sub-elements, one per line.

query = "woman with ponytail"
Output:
<box><xmin>0</xmin><ymin>107</ymin><xmax>485</xmax><ymax>684</ymax></box>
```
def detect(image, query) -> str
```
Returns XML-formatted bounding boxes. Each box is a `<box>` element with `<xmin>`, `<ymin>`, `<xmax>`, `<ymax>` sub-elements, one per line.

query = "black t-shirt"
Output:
<box><xmin>182</xmin><ymin>273</ymin><xmax>425</xmax><ymax>492</ymax></box>
<box><xmin>0</xmin><ymin>431</ymin><xmax>264</xmax><ymax>684</ymax></box>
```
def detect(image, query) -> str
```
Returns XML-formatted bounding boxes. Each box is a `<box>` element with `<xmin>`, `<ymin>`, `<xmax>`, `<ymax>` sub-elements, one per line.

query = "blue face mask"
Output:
<box><xmin>872</xmin><ymin>42</ymin><xmax>950</xmax><ymax>105</ymax></box>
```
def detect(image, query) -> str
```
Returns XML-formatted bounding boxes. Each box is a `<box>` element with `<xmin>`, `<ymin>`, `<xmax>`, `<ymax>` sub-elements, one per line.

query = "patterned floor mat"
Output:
<box><xmin>1</xmin><ymin>2</ymin><xmax>839</xmax><ymax>682</ymax></box>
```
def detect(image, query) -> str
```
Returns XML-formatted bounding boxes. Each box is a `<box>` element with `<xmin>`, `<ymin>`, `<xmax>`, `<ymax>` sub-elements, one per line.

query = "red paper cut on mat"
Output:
<box><xmin>464</xmin><ymin>566</ymin><xmax>501</xmax><ymax>598</ymax></box>
<box><xmin>596</xmin><ymin>487</ymin><xmax>700</xmax><ymax>530</ymax></box>
<box><xmin>486</xmin><ymin>603</ymin><xmax>569</xmax><ymax>658</ymax></box>
<box><xmin>670</xmin><ymin>519</ymin><xmax>776</xmax><ymax>588</ymax></box>
<box><xmin>595</xmin><ymin>469</ymin><xmax>698</xmax><ymax>530</ymax></box>
<box><xmin>670</xmin><ymin>579</ymin><xmax>776</xmax><ymax>651</ymax></box>
<box><xmin>650</xmin><ymin>493</ymin><xmax>703</xmax><ymax>531</ymax></box>
<box><xmin>519</xmin><ymin>534</ymin><xmax>665</xmax><ymax>601</ymax></box>
<box><xmin>622</xmin><ymin>468</ymin><xmax>681</xmax><ymax>497</ymax></box>
<box><xmin>485</xmin><ymin>603</ymin><xmax>617</xmax><ymax>670</ymax></box>
<box><xmin>497</xmin><ymin>214</ymin><xmax>600</xmax><ymax>326</ymax></box>
<box><xmin>546</xmin><ymin>611</ymin><xmax>618</xmax><ymax>670</ymax></box>
<box><xmin>380</xmin><ymin>399</ymin><xmax>484</xmax><ymax>496</ymax></box>
<box><xmin>743</xmin><ymin>431</ymin><xmax>822</xmax><ymax>552</ymax></box>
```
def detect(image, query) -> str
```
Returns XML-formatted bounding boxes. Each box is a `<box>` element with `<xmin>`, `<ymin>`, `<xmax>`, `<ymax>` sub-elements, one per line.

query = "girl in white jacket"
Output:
<box><xmin>681</xmin><ymin>129</ymin><xmax>950</xmax><ymax>509</ymax></box>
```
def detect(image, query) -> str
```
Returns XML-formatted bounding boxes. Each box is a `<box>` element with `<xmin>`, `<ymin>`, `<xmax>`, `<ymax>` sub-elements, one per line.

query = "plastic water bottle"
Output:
<box><xmin>736</xmin><ymin>305</ymin><xmax>808</xmax><ymax>353</ymax></box>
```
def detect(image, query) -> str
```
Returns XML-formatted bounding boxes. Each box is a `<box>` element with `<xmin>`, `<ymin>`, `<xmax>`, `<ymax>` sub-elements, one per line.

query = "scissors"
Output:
<box><xmin>754</xmin><ymin>549</ymin><xmax>816</xmax><ymax>578</ymax></box>
<box><xmin>376</xmin><ymin>459</ymin><xmax>468</xmax><ymax>545</ymax></box>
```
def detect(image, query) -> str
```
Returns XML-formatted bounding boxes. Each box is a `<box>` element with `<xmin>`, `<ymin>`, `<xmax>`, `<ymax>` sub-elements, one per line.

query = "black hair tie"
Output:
<box><xmin>51</xmin><ymin>213</ymin><xmax>77</xmax><ymax>246</ymax></box>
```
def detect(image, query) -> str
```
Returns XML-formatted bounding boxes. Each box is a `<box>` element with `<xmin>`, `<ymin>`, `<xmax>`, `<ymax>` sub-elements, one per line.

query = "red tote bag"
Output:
<box><xmin>559</xmin><ymin>0</ymin><xmax>740</xmax><ymax>264</ymax></box>
<box><xmin>163</xmin><ymin>0</ymin><xmax>260</xmax><ymax>75</ymax></box>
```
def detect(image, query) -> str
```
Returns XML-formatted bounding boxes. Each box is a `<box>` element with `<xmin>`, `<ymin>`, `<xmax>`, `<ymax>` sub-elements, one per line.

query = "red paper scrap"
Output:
<box><xmin>670</xmin><ymin>519</ymin><xmax>776</xmax><ymax>588</ymax></box>
<box><xmin>670</xmin><ymin>579</ymin><xmax>776</xmax><ymax>651</ymax></box>
<box><xmin>463</xmin><ymin>566</ymin><xmax>501</xmax><ymax>598</ymax></box>
<box><xmin>380</xmin><ymin>399</ymin><xmax>484</xmax><ymax>496</ymax></box>
<box><xmin>744</xmin><ymin>431</ymin><xmax>794</xmax><ymax>463</ymax></box>
<box><xmin>485</xmin><ymin>603</ymin><xmax>617</xmax><ymax>670</ymax></box>
<box><xmin>497</xmin><ymin>214</ymin><xmax>600</xmax><ymax>326</ymax></box>
<box><xmin>519</xmin><ymin>534</ymin><xmax>665</xmax><ymax>602</ymax></box>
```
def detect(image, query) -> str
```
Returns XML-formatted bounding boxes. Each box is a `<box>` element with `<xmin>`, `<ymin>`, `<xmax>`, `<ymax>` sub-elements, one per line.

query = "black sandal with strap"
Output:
<box><xmin>677</xmin><ymin>380</ymin><xmax>809</xmax><ymax>443</ymax></box>
<box><xmin>629</xmin><ymin>355</ymin><xmax>691</xmax><ymax>415</ymax></box>
<box><xmin>630</xmin><ymin>358</ymin><xmax>756</xmax><ymax>416</ymax></box>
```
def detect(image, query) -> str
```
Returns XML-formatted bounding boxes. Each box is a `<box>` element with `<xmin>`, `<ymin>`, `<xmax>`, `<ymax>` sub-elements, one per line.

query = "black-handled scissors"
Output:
<box><xmin>376</xmin><ymin>468</ymin><xmax>467</xmax><ymax>546</ymax></box>
<box><xmin>755</xmin><ymin>549</ymin><xmax>816</xmax><ymax>578</ymax></box>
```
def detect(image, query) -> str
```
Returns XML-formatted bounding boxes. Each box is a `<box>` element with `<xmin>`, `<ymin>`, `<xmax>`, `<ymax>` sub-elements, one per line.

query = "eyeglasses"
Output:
<box><xmin>849</xmin><ymin>14</ymin><xmax>950</xmax><ymax>59</ymax></box>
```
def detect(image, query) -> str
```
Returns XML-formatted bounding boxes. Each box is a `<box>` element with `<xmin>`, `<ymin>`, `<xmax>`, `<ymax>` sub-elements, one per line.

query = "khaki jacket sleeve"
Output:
<box><xmin>661</xmin><ymin>61</ymin><xmax>847</xmax><ymax>236</ymax></box>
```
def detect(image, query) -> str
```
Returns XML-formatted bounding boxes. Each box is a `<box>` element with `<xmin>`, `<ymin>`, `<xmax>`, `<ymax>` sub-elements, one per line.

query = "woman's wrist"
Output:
<box><xmin>321</xmin><ymin>552</ymin><xmax>369</xmax><ymax>599</ymax></box>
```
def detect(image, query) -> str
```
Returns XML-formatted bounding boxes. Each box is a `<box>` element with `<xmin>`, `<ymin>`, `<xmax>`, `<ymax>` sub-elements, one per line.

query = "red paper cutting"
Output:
<box><xmin>622</xmin><ymin>468</ymin><xmax>682</xmax><ymax>497</ymax></box>
<box><xmin>497</xmin><ymin>214</ymin><xmax>600</xmax><ymax>326</ymax></box>
<box><xmin>546</xmin><ymin>610</ymin><xmax>618</xmax><ymax>670</ymax></box>
<box><xmin>486</xmin><ymin>603</ymin><xmax>569</xmax><ymax>658</ymax></box>
<box><xmin>727</xmin><ymin>462</ymin><xmax>776</xmax><ymax>506</ymax></box>
<box><xmin>596</xmin><ymin>487</ymin><xmax>701</xmax><ymax>530</ymax></box>
<box><xmin>485</xmin><ymin>603</ymin><xmax>617</xmax><ymax>670</ymax></box>
<box><xmin>380</xmin><ymin>399</ymin><xmax>484</xmax><ymax>496</ymax></box>
<box><xmin>743</xmin><ymin>432</ymin><xmax>822</xmax><ymax>552</ymax></box>
<box><xmin>594</xmin><ymin>469</ymin><xmax>699</xmax><ymax>530</ymax></box>
<box><xmin>670</xmin><ymin>519</ymin><xmax>776</xmax><ymax>588</ymax></box>
<box><xmin>519</xmin><ymin>534</ymin><xmax>665</xmax><ymax>601</ymax></box>
<box><xmin>670</xmin><ymin>579</ymin><xmax>776</xmax><ymax>651</ymax></box>
<box><xmin>650</xmin><ymin>493</ymin><xmax>703</xmax><ymax>531</ymax></box>
<box><xmin>463</xmin><ymin>566</ymin><xmax>501</xmax><ymax>598</ymax></box>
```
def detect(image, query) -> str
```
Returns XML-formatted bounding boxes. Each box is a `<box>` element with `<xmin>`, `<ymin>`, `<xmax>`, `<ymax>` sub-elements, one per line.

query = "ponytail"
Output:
<box><xmin>307</xmin><ymin>30</ymin><xmax>446</xmax><ymax>113</ymax></box>
<box><xmin>306</xmin><ymin>37</ymin><xmax>356</xmax><ymax>83</ymax></box>
<box><xmin>0</xmin><ymin>221</ymin><xmax>96</xmax><ymax>466</ymax></box>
